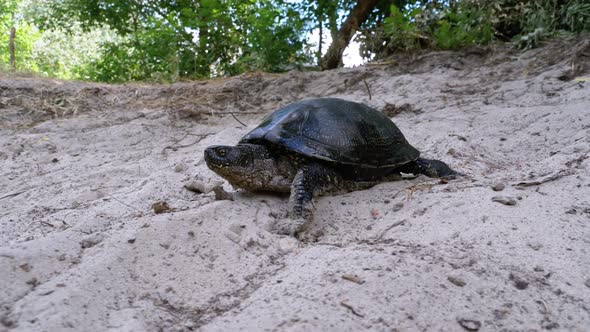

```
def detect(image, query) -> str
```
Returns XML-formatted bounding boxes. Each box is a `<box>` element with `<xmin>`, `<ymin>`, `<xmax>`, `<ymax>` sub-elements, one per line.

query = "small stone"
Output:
<box><xmin>527</xmin><ymin>242</ymin><xmax>543</xmax><ymax>250</ymax></box>
<box><xmin>509</xmin><ymin>272</ymin><xmax>529</xmax><ymax>290</ymax></box>
<box><xmin>26</xmin><ymin>278</ymin><xmax>40</xmax><ymax>287</ymax></box>
<box><xmin>0</xmin><ymin>317</ymin><xmax>15</xmax><ymax>328</ymax></box>
<box><xmin>224</xmin><ymin>231</ymin><xmax>241</xmax><ymax>244</ymax></box>
<box><xmin>184</xmin><ymin>180</ymin><xmax>210</xmax><ymax>193</ymax></box>
<box><xmin>371</xmin><ymin>208</ymin><xmax>381</xmax><ymax>219</ymax></box>
<box><xmin>51</xmin><ymin>158</ymin><xmax>59</xmax><ymax>163</ymax></box>
<box><xmin>19</xmin><ymin>263</ymin><xmax>32</xmax><ymax>272</ymax></box>
<box><xmin>278</xmin><ymin>237</ymin><xmax>299</xmax><ymax>252</ymax></box>
<box><xmin>152</xmin><ymin>201</ymin><xmax>171</xmax><ymax>214</ymax></box>
<box><xmin>184</xmin><ymin>180</ymin><xmax>223</xmax><ymax>194</ymax></box>
<box><xmin>492</xmin><ymin>196</ymin><xmax>516</xmax><ymax>206</ymax></box>
<box><xmin>80</xmin><ymin>233</ymin><xmax>104</xmax><ymax>249</ymax></box>
<box><xmin>457</xmin><ymin>318</ymin><xmax>481</xmax><ymax>331</ymax></box>
<box><xmin>584</xmin><ymin>279</ymin><xmax>590</xmax><ymax>288</ymax></box>
<box><xmin>187</xmin><ymin>231</ymin><xmax>195</xmax><ymax>237</ymax></box>
<box><xmin>491</xmin><ymin>183</ymin><xmax>505</xmax><ymax>191</ymax></box>
<box><xmin>448</xmin><ymin>276</ymin><xmax>466</xmax><ymax>287</ymax></box>
<box><xmin>127</xmin><ymin>237</ymin><xmax>136</xmax><ymax>244</ymax></box>
<box><xmin>542</xmin><ymin>321</ymin><xmax>559</xmax><ymax>330</ymax></box>
<box><xmin>174</xmin><ymin>163</ymin><xmax>187</xmax><ymax>172</ymax></box>
<box><xmin>392</xmin><ymin>203</ymin><xmax>404</xmax><ymax>212</ymax></box>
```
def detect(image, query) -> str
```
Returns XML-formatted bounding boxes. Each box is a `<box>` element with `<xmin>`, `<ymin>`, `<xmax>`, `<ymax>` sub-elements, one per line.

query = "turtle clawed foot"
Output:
<box><xmin>270</xmin><ymin>217</ymin><xmax>309</xmax><ymax>238</ymax></box>
<box><xmin>418</xmin><ymin>158</ymin><xmax>462</xmax><ymax>179</ymax></box>
<box><xmin>442</xmin><ymin>170</ymin><xmax>463</xmax><ymax>179</ymax></box>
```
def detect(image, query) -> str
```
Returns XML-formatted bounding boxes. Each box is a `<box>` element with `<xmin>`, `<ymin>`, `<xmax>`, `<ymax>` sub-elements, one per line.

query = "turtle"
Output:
<box><xmin>204</xmin><ymin>98</ymin><xmax>459</xmax><ymax>235</ymax></box>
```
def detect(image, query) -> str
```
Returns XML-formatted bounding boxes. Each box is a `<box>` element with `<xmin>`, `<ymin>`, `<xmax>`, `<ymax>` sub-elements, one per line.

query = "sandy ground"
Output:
<box><xmin>1</xmin><ymin>36</ymin><xmax>589</xmax><ymax>331</ymax></box>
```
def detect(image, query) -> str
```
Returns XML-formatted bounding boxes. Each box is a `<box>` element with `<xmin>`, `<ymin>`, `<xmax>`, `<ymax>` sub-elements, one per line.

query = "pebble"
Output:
<box><xmin>152</xmin><ymin>201</ymin><xmax>171</xmax><ymax>214</ymax></box>
<box><xmin>174</xmin><ymin>163</ymin><xmax>187</xmax><ymax>172</ymax></box>
<box><xmin>527</xmin><ymin>242</ymin><xmax>543</xmax><ymax>250</ymax></box>
<box><xmin>80</xmin><ymin>233</ymin><xmax>104</xmax><ymax>249</ymax></box>
<box><xmin>184</xmin><ymin>180</ymin><xmax>223</xmax><ymax>194</ymax></box>
<box><xmin>185</xmin><ymin>180</ymin><xmax>232</xmax><ymax>200</ymax></box>
<box><xmin>542</xmin><ymin>321</ymin><xmax>560</xmax><ymax>330</ymax></box>
<box><xmin>448</xmin><ymin>275</ymin><xmax>466</xmax><ymax>287</ymax></box>
<box><xmin>371</xmin><ymin>208</ymin><xmax>381</xmax><ymax>219</ymax></box>
<box><xmin>278</xmin><ymin>237</ymin><xmax>299</xmax><ymax>252</ymax></box>
<box><xmin>184</xmin><ymin>180</ymin><xmax>217</xmax><ymax>194</ymax></box>
<box><xmin>392</xmin><ymin>202</ymin><xmax>404</xmax><ymax>212</ymax></box>
<box><xmin>225</xmin><ymin>224</ymin><xmax>244</xmax><ymax>244</ymax></box>
<box><xmin>457</xmin><ymin>318</ymin><xmax>481</xmax><ymax>331</ymax></box>
<box><xmin>491</xmin><ymin>183</ymin><xmax>505</xmax><ymax>191</ymax></box>
<box><xmin>584</xmin><ymin>279</ymin><xmax>590</xmax><ymax>288</ymax></box>
<box><xmin>492</xmin><ymin>196</ymin><xmax>516</xmax><ymax>206</ymax></box>
<box><xmin>509</xmin><ymin>272</ymin><xmax>529</xmax><ymax>290</ymax></box>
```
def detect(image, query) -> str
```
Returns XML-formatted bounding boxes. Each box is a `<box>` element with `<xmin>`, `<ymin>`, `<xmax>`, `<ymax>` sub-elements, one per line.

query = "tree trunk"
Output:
<box><xmin>9</xmin><ymin>26</ymin><xmax>16</xmax><ymax>71</ymax></box>
<box><xmin>321</xmin><ymin>0</ymin><xmax>379</xmax><ymax>70</ymax></box>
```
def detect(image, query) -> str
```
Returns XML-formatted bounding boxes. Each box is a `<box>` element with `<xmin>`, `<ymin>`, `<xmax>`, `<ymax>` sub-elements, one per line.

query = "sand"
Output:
<box><xmin>1</xmin><ymin>36</ymin><xmax>589</xmax><ymax>331</ymax></box>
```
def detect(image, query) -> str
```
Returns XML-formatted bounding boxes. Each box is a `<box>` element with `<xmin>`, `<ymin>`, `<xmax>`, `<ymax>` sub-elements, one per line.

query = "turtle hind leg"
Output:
<box><xmin>401</xmin><ymin>157</ymin><xmax>461</xmax><ymax>178</ymax></box>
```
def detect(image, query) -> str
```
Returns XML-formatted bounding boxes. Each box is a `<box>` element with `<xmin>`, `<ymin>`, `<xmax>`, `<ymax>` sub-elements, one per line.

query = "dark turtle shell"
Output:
<box><xmin>239</xmin><ymin>98</ymin><xmax>420</xmax><ymax>168</ymax></box>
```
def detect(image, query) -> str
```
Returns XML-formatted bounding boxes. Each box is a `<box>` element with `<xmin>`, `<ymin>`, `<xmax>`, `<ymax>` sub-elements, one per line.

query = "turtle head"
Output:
<box><xmin>205</xmin><ymin>144</ymin><xmax>266</xmax><ymax>169</ymax></box>
<box><xmin>204</xmin><ymin>144</ymin><xmax>278</xmax><ymax>191</ymax></box>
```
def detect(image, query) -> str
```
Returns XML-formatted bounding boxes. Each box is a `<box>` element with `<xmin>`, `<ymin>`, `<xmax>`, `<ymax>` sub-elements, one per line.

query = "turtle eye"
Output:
<box><xmin>217</xmin><ymin>148</ymin><xmax>226</xmax><ymax>157</ymax></box>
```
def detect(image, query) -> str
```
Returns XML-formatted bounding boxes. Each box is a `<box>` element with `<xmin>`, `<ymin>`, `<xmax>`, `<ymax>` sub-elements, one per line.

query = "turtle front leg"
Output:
<box><xmin>271</xmin><ymin>163</ymin><xmax>339</xmax><ymax>236</ymax></box>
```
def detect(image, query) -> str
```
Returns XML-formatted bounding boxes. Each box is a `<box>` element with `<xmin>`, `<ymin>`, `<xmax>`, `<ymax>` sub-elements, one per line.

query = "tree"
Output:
<box><xmin>35</xmin><ymin>0</ymin><xmax>310</xmax><ymax>81</ymax></box>
<box><xmin>1</xmin><ymin>0</ymin><xmax>41</xmax><ymax>72</ymax></box>
<box><xmin>320</xmin><ymin>0</ymin><xmax>379</xmax><ymax>69</ymax></box>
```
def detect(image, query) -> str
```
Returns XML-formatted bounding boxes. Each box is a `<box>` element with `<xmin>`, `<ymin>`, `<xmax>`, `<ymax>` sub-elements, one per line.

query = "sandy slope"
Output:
<box><xmin>1</xmin><ymin>37</ymin><xmax>589</xmax><ymax>331</ymax></box>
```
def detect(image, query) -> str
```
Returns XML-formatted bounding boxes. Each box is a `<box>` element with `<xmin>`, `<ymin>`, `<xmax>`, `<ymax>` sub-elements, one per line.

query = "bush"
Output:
<box><xmin>360</xmin><ymin>0</ymin><xmax>590</xmax><ymax>58</ymax></box>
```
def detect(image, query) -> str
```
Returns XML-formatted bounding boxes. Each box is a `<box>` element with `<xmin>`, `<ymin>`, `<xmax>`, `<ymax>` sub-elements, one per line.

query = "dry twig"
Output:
<box><xmin>340</xmin><ymin>301</ymin><xmax>364</xmax><ymax>318</ymax></box>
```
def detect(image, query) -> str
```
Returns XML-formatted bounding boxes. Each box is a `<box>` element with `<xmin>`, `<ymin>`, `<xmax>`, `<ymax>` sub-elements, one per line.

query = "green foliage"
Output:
<box><xmin>433</xmin><ymin>3</ymin><xmax>494</xmax><ymax>49</ymax></box>
<box><xmin>514</xmin><ymin>0</ymin><xmax>590</xmax><ymax>49</ymax></box>
<box><xmin>79</xmin><ymin>22</ymin><xmax>181</xmax><ymax>82</ymax></box>
<box><xmin>515</xmin><ymin>27</ymin><xmax>550</xmax><ymax>50</ymax></box>
<box><xmin>32</xmin><ymin>24</ymin><xmax>120</xmax><ymax>79</ymax></box>
<box><xmin>2</xmin><ymin>0</ymin><xmax>589</xmax><ymax>81</ymax></box>
<box><xmin>239</xmin><ymin>3</ymin><xmax>310</xmax><ymax>73</ymax></box>
<box><xmin>373</xmin><ymin>1</ymin><xmax>494</xmax><ymax>53</ymax></box>
<box><xmin>561</xmin><ymin>1</ymin><xmax>590</xmax><ymax>32</ymax></box>
<box><xmin>0</xmin><ymin>0</ymin><xmax>42</xmax><ymax>71</ymax></box>
<box><xmin>360</xmin><ymin>0</ymin><xmax>590</xmax><ymax>57</ymax></box>
<box><xmin>383</xmin><ymin>5</ymin><xmax>423</xmax><ymax>50</ymax></box>
<box><xmin>30</xmin><ymin>0</ymin><xmax>311</xmax><ymax>81</ymax></box>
